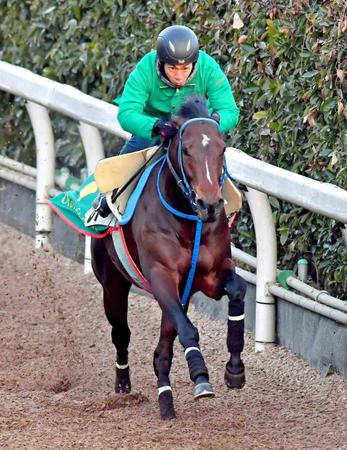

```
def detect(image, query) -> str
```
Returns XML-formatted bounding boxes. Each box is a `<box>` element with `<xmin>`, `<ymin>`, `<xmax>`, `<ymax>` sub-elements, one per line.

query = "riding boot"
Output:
<box><xmin>92</xmin><ymin>193</ymin><xmax>112</xmax><ymax>218</ymax></box>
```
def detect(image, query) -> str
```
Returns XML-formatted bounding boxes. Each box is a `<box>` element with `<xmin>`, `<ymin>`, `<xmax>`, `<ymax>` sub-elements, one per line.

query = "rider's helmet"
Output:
<box><xmin>156</xmin><ymin>25</ymin><xmax>199</xmax><ymax>65</ymax></box>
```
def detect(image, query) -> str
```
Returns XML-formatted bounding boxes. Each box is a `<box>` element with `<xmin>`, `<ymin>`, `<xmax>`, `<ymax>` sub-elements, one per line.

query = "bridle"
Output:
<box><xmin>155</xmin><ymin>116</ymin><xmax>228</xmax><ymax>308</ymax></box>
<box><xmin>165</xmin><ymin>117</ymin><xmax>225</xmax><ymax>213</ymax></box>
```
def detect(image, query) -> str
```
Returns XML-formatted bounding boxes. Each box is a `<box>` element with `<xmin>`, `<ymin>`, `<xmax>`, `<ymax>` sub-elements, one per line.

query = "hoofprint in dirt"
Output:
<box><xmin>0</xmin><ymin>221</ymin><xmax>346</xmax><ymax>450</ymax></box>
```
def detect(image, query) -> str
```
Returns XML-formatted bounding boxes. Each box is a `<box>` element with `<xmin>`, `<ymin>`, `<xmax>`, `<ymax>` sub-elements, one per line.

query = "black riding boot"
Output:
<box><xmin>92</xmin><ymin>194</ymin><xmax>111</xmax><ymax>218</ymax></box>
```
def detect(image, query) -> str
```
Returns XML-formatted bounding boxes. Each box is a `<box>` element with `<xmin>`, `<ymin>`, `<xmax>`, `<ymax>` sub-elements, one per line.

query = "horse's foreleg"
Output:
<box><xmin>151</xmin><ymin>271</ymin><xmax>213</xmax><ymax>401</ymax></box>
<box><xmin>153</xmin><ymin>314</ymin><xmax>177</xmax><ymax>420</ymax></box>
<box><xmin>224</xmin><ymin>270</ymin><xmax>247</xmax><ymax>388</ymax></box>
<box><xmin>181</xmin><ymin>315</ymin><xmax>213</xmax><ymax>398</ymax></box>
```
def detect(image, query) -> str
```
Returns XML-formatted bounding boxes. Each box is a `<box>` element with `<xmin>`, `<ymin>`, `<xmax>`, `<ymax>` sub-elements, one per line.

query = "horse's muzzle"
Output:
<box><xmin>196</xmin><ymin>197</ymin><xmax>224</xmax><ymax>222</ymax></box>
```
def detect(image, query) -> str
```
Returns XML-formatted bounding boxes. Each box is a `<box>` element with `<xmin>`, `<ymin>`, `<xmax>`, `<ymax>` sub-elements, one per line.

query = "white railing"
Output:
<box><xmin>0</xmin><ymin>61</ymin><xmax>129</xmax><ymax>138</ymax></box>
<box><xmin>1</xmin><ymin>61</ymin><xmax>346</xmax><ymax>351</ymax></box>
<box><xmin>225</xmin><ymin>148</ymin><xmax>346</xmax><ymax>223</ymax></box>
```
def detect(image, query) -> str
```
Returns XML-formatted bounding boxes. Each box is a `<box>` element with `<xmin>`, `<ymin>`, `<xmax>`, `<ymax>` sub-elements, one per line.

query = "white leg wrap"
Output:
<box><xmin>184</xmin><ymin>346</ymin><xmax>201</xmax><ymax>357</ymax></box>
<box><xmin>228</xmin><ymin>314</ymin><xmax>245</xmax><ymax>321</ymax></box>
<box><xmin>158</xmin><ymin>385</ymin><xmax>172</xmax><ymax>395</ymax></box>
<box><xmin>116</xmin><ymin>362</ymin><xmax>129</xmax><ymax>370</ymax></box>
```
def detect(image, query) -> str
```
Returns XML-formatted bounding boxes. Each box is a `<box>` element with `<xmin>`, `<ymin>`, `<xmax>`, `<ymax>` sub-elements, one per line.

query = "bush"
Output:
<box><xmin>0</xmin><ymin>0</ymin><xmax>346</xmax><ymax>296</ymax></box>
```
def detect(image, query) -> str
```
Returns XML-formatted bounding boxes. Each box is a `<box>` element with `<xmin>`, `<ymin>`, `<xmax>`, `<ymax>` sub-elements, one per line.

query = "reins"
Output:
<box><xmin>157</xmin><ymin>157</ymin><xmax>202</xmax><ymax>308</ymax></box>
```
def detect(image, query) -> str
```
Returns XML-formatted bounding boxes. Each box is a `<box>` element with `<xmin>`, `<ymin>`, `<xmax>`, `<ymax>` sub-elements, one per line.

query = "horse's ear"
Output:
<box><xmin>171</xmin><ymin>115</ymin><xmax>184</xmax><ymax>128</ymax></box>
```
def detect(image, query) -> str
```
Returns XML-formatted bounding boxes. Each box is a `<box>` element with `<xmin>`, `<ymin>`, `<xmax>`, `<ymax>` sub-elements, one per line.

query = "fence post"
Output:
<box><xmin>78</xmin><ymin>122</ymin><xmax>105</xmax><ymax>274</ymax></box>
<box><xmin>245</xmin><ymin>188</ymin><xmax>277</xmax><ymax>351</ymax></box>
<box><xmin>26</xmin><ymin>101</ymin><xmax>55</xmax><ymax>248</ymax></box>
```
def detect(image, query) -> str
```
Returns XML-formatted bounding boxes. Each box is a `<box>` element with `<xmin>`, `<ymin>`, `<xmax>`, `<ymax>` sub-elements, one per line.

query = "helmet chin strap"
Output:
<box><xmin>156</xmin><ymin>59</ymin><xmax>197</xmax><ymax>88</ymax></box>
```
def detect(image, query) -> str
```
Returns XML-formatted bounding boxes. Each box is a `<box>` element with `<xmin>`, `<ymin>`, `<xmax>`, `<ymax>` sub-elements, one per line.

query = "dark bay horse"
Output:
<box><xmin>91</xmin><ymin>94</ymin><xmax>247</xmax><ymax>420</ymax></box>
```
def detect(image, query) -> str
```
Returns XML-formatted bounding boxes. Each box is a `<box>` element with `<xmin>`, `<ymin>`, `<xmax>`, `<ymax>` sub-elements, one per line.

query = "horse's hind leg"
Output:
<box><xmin>104</xmin><ymin>278</ymin><xmax>132</xmax><ymax>393</ymax></box>
<box><xmin>91</xmin><ymin>239</ymin><xmax>132</xmax><ymax>393</ymax></box>
<box><xmin>153</xmin><ymin>314</ymin><xmax>177</xmax><ymax>420</ymax></box>
<box><xmin>224</xmin><ymin>270</ymin><xmax>247</xmax><ymax>389</ymax></box>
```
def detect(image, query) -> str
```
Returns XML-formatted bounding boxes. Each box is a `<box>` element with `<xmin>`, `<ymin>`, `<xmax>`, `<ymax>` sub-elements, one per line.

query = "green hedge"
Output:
<box><xmin>0</xmin><ymin>0</ymin><xmax>346</xmax><ymax>296</ymax></box>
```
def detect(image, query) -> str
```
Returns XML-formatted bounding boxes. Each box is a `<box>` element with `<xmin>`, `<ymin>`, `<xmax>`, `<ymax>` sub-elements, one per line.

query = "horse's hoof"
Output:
<box><xmin>224</xmin><ymin>366</ymin><xmax>246</xmax><ymax>389</ymax></box>
<box><xmin>162</xmin><ymin>411</ymin><xmax>176</xmax><ymax>420</ymax></box>
<box><xmin>161</xmin><ymin>407</ymin><xmax>176</xmax><ymax>420</ymax></box>
<box><xmin>193</xmin><ymin>382</ymin><xmax>215</xmax><ymax>399</ymax></box>
<box><xmin>115</xmin><ymin>366</ymin><xmax>131</xmax><ymax>393</ymax></box>
<box><xmin>159</xmin><ymin>390</ymin><xmax>176</xmax><ymax>420</ymax></box>
<box><xmin>115</xmin><ymin>383</ymin><xmax>131</xmax><ymax>394</ymax></box>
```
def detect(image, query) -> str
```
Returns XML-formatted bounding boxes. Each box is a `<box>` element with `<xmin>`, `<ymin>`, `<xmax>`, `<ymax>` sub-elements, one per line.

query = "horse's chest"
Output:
<box><xmin>197</xmin><ymin>243</ymin><xmax>229</xmax><ymax>271</ymax></box>
<box><xmin>197</xmin><ymin>245</ymin><xmax>216</xmax><ymax>272</ymax></box>
<box><xmin>193</xmin><ymin>245</ymin><xmax>228</xmax><ymax>298</ymax></box>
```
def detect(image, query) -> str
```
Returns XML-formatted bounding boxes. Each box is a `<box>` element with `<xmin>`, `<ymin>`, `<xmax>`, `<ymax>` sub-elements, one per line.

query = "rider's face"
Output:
<box><xmin>164</xmin><ymin>63</ymin><xmax>193</xmax><ymax>87</ymax></box>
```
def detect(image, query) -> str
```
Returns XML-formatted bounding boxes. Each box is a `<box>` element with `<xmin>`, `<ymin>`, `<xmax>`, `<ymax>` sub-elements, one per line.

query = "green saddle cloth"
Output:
<box><xmin>48</xmin><ymin>174</ymin><xmax>114</xmax><ymax>237</ymax></box>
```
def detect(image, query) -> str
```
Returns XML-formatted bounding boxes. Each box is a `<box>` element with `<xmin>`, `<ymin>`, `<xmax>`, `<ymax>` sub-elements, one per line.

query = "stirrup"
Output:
<box><xmin>92</xmin><ymin>194</ymin><xmax>111</xmax><ymax>218</ymax></box>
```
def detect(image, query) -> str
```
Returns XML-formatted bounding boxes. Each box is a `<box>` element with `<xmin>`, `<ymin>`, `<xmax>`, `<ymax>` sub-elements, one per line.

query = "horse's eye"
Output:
<box><xmin>182</xmin><ymin>147</ymin><xmax>190</xmax><ymax>156</ymax></box>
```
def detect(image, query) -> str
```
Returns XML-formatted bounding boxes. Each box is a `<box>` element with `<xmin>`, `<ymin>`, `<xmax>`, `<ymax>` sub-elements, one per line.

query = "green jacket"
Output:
<box><xmin>116</xmin><ymin>50</ymin><xmax>239</xmax><ymax>139</ymax></box>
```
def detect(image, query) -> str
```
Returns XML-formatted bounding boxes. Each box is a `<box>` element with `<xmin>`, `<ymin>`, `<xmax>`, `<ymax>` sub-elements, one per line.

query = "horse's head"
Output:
<box><xmin>169</xmin><ymin>95</ymin><xmax>226</xmax><ymax>222</ymax></box>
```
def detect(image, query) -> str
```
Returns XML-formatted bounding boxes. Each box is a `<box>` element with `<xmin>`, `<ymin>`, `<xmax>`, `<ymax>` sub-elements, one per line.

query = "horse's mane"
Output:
<box><xmin>175</xmin><ymin>94</ymin><xmax>209</xmax><ymax>119</ymax></box>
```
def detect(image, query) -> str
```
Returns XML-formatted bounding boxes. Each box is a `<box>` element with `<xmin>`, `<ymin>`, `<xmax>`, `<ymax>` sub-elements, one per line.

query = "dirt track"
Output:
<box><xmin>0</xmin><ymin>221</ymin><xmax>346</xmax><ymax>450</ymax></box>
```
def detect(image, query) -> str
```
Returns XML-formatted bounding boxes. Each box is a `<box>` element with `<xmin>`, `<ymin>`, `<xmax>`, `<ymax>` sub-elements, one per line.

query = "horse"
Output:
<box><xmin>91</xmin><ymin>94</ymin><xmax>247</xmax><ymax>420</ymax></box>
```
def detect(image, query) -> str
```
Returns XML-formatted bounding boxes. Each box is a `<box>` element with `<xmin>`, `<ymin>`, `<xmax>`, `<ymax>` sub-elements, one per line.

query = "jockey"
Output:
<box><xmin>117</xmin><ymin>24</ymin><xmax>239</xmax><ymax>153</ymax></box>
<box><xmin>93</xmin><ymin>24</ymin><xmax>239</xmax><ymax>216</ymax></box>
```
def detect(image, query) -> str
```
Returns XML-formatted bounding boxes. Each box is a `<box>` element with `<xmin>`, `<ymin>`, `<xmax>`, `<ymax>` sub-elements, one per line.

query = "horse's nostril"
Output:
<box><xmin>196</xmin><ymin>198</ymin><xmax>207</xmax><ymax>210</ymax></box>
<box><xmin>211</xmin><ymin>198</ymin><xmax>224</xmax><ymax>213</ymax></box>
<box><xmin>196</xmin><ymin>197</ymin><xmax>224</xmax><ymax>214</ymax></box>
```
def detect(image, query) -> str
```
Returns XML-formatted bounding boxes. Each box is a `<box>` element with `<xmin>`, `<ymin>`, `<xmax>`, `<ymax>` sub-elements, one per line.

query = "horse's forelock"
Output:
<box><xmin>175</xmin><ymin>94</ymin><xmax>209</xmax><ymax>120</ymax></box>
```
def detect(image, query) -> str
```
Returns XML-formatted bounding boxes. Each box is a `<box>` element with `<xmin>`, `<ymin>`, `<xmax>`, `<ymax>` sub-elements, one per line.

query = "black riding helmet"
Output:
<box><xmin>156</xmin><ymin>25</ymin><xmax>199</xmax><ymax>65</ymax></box>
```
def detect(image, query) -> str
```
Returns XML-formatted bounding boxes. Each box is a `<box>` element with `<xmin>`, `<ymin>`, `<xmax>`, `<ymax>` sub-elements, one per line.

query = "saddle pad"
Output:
<box><xmin>112</xmin><ymin>225</ymin><xmax>152</xmax><ymax>292</ymax></box>
<box><xmin>223</xmin><ymin>178</ymin><xmax>242</xmax><ymax>214</ymax></box>
<box><xmin>105</xmin><ymin>147</ymin><xmax>165</xmax><ymax>219</ymax></box>
<box><xmin>94</xmin><ymin>145</ymin><xmax>159</xmax><ymax>193</ymax></box>
<box><xmin>48</xmin><ymin>174</ymin><xmax>116</xmax><ymax>238</ymax></box>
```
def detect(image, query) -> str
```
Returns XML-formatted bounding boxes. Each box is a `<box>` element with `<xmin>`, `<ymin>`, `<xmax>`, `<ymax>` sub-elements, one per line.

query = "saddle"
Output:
<box><xmin>94</xmin><ymin>146</ymin><xmax>242</xmax><ymax>221</ymax></box>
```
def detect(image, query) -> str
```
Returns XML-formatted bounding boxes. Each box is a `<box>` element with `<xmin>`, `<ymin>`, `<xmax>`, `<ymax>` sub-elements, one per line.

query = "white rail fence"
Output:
<box><xmin>1</xmin><ymin>61</ymin><xmax>346</xmax><ymax>352</ymax></box>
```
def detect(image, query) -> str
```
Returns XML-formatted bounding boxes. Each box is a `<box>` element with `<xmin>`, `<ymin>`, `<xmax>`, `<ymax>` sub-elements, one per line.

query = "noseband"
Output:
<box><xmin>165</xmin><ymin>117</ymin><xmax>224</xmax><ymax>213</ymax></box>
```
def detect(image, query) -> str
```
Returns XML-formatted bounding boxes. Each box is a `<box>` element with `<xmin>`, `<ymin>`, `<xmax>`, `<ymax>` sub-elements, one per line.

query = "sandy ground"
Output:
<box><xmin>0</xmin><ymin>221</ymin><xmax>346</xmax><ymax>450</ymax></box>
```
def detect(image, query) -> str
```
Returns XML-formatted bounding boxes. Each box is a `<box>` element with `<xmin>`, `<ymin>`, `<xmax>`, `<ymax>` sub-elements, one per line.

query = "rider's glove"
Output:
<box><xmin>152</xmin><ymin>119</ymin><xmax>177</xmax><ymax>140</ymax></box>
<box><xmin>211</xmin><ymin>111</ymin><xmax>220</xmax><ymax>125</ymax></box>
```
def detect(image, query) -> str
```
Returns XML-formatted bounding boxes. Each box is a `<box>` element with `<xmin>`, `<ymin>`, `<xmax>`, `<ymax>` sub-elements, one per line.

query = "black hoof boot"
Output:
<box><xmin>158</xmin><ymin>389</ymin><xmax>176</xmax><ymax>420</ymax></box>
<box><xmin>115</xmin><ymin>366</ymin><xmax>131</xmax><ymax>393</ymax></box>
<box><xmin>224</xmin><ymin>361</ymin><xmax>246</xmax><ymax>389</ymax></box>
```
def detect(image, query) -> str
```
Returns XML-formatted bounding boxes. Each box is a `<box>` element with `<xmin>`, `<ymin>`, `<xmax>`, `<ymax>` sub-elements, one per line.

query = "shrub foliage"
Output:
<box><xmin>0</xmin><ymin>0</ymin><xmax>346</xmax><ymax>296</ymax></box>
